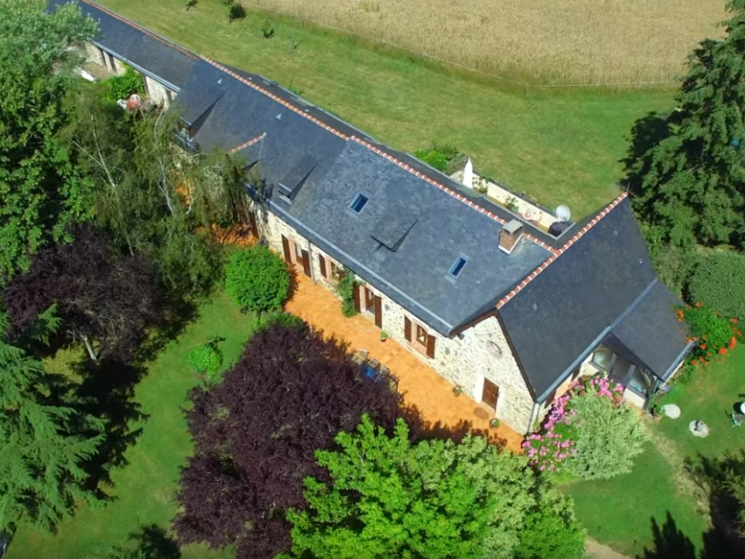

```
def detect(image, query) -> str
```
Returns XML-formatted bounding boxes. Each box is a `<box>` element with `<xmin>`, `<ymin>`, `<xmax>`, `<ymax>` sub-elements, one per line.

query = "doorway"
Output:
<box><xmin>482</xmin><ymin>378</ymin><xmax>499</xmax><ymax>410</ymax></box>
<box><xmin>362</xmin><ymin>286</ymin><xmax>382</xmax><ymax>328</ymax></box>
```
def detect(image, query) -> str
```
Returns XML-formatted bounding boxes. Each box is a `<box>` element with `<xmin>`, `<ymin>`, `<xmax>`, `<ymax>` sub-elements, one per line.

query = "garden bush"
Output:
<box><xmin>413</xmin><ymin>143</ymin><xmax>465</xmax><ymax>175</ymax></box>
<box><xmin>523</xmin><ymin>375</ymin><xmax>647</xmax><ymax>480</ymax></box>
<box><xmin>679</xmin><ymin>303</ymin><xmax>741</xmax><ymax>367</ymax></box>
<box><xmin>689</xmin><ymin>250</ymin><xmax>745</xmax><ymax>321</ymax></box>
<box><xmin>188</xmin><ymin>340</ymin><xmax>223</xmax><ymax>379</ymax></box>
<box><xmin>224</xmin><ymin>245</ymin><xmax>290</xmax><ymax>313</ymax></box>
<box><xmin>103</xmin><ymin>67</ymin><xmax>145</xmax><ymax>102</ymax></box>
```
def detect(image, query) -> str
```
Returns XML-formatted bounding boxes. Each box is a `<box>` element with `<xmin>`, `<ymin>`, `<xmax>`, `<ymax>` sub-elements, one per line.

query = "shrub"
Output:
<box><xmin>337</xmin><ymin>266</ymin><xmax>359</xmax><ymax>317</ymax></box>
<box><xmin>104</xmin><ymin>67</ymin><xmax>145</xmax><ymax>102</ymax></box>
<box><xmin>523</xmin><ymin>375</ymin><xmax>646</xmax><ymax>480</ymax></box>
<box><xmin>413</xmin><ymin>143</ymin><xmax>465</xmax><ymax>175</ymax></box>
<box><xmin>566</xmin><ymin>387</ymin><xmax>647</xmax><ymax>480</ymax></box>
<box><xmin>228</xmin><ymin>2</ymin><xmax>246</xmax><ymax>22</ymax></box>
<box><xmin>690</xmin><ymin>251</ymin><xmax>745</xmax><ymax>321</ymax></box>
<box><xmin>679</xmin><ymin>303</ymin><xmax>741</xmax><ymax>366</ymax></box>
<box><xmin>188</xmin><ymin>340</ymin><xmax>223</xmax><ymax>379</ymax></box>
<box><xmin>224</xmin><ymin>245</ymin><xmax>290</xmax><ymax>313</ymax></box>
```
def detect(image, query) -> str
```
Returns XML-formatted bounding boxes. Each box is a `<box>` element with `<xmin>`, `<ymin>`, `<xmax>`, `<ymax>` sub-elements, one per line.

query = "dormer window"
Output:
<box><xmin>448</xmin><ymin>256</ymin><xmax>468</xmax><ymax>278</ymax></box>
<box><xmin>350</xmin><ymin>194</ymin><xmax>369</xmax><ymax>214</ymax></box>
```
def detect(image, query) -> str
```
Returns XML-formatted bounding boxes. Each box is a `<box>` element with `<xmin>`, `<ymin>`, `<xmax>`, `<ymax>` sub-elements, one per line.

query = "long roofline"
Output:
<box><xmin>495</xmin><ymin>192</ymin><xmax>628</xmax><ymax>311</ymax></box>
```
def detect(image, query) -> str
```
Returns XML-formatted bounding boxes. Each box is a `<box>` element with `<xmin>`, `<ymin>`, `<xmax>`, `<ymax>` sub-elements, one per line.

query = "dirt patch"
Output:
<box><xmin>586</xmin><ymin>538</ymin><xmax>632</xmax><ymax>559</ymax></box>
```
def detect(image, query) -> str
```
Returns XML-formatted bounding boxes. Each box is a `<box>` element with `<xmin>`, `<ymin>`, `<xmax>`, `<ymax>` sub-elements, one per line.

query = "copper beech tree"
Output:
<box><xmin>1</xmin><ymin>224</ymin><xmax>162</xmax><ymax>362</ymax></box>
<box><xmin>174</xmin><ymin>319</ymin><xmax>405</xmax><ymax>559</ymax></box>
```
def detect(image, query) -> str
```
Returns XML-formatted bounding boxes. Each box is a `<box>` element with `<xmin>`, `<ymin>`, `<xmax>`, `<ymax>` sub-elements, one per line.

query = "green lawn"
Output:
<box><xmin>9</xmin><ymin>294</ymin><xmax>257</xmax><ymax>559</ymax></box>
<box><xmin>565</xmin><ymin>347</ymin><xmax>745</xmax><ymax>556</ymax></box>
<box><xmin>565</xmin><ymin>442</ymin><xmax>707</xmax><ymax>557</ymax></box>
<box><xmin>655</xmin><ymin>346</ymin><xmax>745</xmax><ymax>460</ymax></box>
<box><xmin>97</xmin><ymin>0</ymin><xmax>674</xmax><ymax>217</ymax></box>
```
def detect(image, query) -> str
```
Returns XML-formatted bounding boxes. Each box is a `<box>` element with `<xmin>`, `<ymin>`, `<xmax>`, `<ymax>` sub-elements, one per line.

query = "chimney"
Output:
<box><xmin>462</xmin><ymin>158</ymin><xmax>473</xmax><ymax>189</ymax></box>
<box><xmin>499</xmin><ymin>220</ymin><xmax>523</xmax><ymax>254</ymax></box>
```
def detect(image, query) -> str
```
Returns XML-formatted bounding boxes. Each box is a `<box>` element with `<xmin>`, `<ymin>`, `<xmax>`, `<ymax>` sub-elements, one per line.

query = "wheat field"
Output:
<box><xmin>243</xmin><ymin>0</ymin><xmax>726</xmax><ymax>85</ymax></box>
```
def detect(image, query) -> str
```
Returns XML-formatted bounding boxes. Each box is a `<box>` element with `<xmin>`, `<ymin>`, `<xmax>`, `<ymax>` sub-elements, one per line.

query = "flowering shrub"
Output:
<box><xmin>678</xmin><ymin>303</ymin><xmax>742</xmax><ymax>366</ymax></box>
<box><xmin>523</xmin><ymin>375</ymin><xmax>645</xmax><ymax>480</ymax></box>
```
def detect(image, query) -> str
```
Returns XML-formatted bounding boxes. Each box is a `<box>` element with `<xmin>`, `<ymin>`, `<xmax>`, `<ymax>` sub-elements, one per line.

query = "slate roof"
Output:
<box><xmin>612</xmin><ymin>281</ymin><xmax>691</xmax><ymax>380</ymax></box>
<box><xmin>497</xmin><ymin>197</ymin><xmax>689</xmax><ymax>401</ymax></box>
<box><xmin>47</xmin><ymin>0</ymin><xmax>197</xmax><ymax>90</ymax></box>
<box><xmin>51</xmin><ymin>0</ymin><xmax>691</xmax><ymax>399</ymax></box>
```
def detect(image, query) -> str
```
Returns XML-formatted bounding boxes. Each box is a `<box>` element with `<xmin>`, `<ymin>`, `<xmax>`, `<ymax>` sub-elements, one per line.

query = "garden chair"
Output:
<box><xmin>368</xmin><ymin>358</ymin><xmax>381</xmax><ymax>371</ymax></box>
<box><xmin>731</xmin><ymin>413</ymin><xmax>744</xmax><ymax>427</ymax></box>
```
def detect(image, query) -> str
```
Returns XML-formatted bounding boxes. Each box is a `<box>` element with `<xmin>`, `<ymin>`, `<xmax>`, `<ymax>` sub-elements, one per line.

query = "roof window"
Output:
<box><xmin>350</xmin><ymin>193</ymin><xmax>369</xmax><ymax>214</ymax></box>
<box><xmin>448</xmin><ymin>256</ymin><xmax>468</xmax><ymax>278</ymax></box>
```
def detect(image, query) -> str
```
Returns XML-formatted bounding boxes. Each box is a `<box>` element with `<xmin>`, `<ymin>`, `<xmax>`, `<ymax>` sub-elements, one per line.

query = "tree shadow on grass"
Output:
<box><xmin>636</xmin><ymin>507</ymin><xmax>744</xmax><ymax>559</ymax></box>
<box><xmin>619</xmin><ymin>111</ymin><xmax>673</xmax><ymax>198</ymax></box>
<box><xmin>129</xmin><ymin>524</ymin><xmax>181</xmax><ymax>559</ymax></box>
<box><xmin>73</xmin><ymin>357</ymin><xmax>150</xmax><ymax>497</ymax></box>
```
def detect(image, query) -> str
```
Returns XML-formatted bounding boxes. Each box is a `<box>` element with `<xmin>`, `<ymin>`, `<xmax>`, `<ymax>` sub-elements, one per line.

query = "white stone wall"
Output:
<box><xmin>85</xmin><ymin>43</ymin><xmax>105</xmax><ymax>66</ymax></box>
<box><xmin>144</xmin><ymin>75</ymin><xmax>172</xmax><ymax>107</ymax></box>
<box><xmin>253</xmin><ymin>206</ymin><xmax>537</xmax><ymax>432</ymax></box>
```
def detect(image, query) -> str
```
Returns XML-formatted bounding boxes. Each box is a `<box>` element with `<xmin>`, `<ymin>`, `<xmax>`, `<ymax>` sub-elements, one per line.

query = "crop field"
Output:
<box><xmin>242</xmin><ymin>0</ymin><xmax>726</xmax><ymax>85</ymax></box>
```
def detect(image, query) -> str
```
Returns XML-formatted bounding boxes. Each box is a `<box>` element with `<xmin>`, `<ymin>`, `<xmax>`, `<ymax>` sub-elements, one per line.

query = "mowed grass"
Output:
<box><xmin>9</xmin><ymin>294</ymin><xmax>257</xmax><ymax>559</ymax></box>
<box><xmin>565</xmin><ymin>443</ymin><xmax>707</xmax><ymax>557</ymax></box>
<box><xmin>98</xmin><ymin>0</ymin><xmax>674</xmax><ymax>217</ymax></box>
<box><xmin>656</xmin><ymin>345</ymin><xmax>745</xmax><ymax>461</ymax></box>
<box><xmin>565</xmin><ymin>348</ymin><xmax>745</xmax><ymax>556</ymax></box>
<box><xmin>241</xmin><ymin>0</ymin><xmax>726</xmax><ymax>84</ymax></box>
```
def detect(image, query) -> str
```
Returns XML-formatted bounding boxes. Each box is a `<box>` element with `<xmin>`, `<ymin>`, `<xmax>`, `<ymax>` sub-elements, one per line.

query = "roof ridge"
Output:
<box><xmin>78</xmin><ymin>2</ymin><xmax>556</xmax><ymax>255</ymax></box>
<box><xmin>495</xmin><ymin>192</ymin><xmax>628</xmax><ymax>310</ymax></box>
<box><xmin>79</xmin><ymin>0</ymin><xmax>199</xmax><ymax>61</ymax></box>
<box><xmin>349</xmin><ymin>137</ymin><xmax>556</xmax><ymax>253</ymax></box>
<box><xmin>228</xmin><ymin>132</ymin><xmax>267</xmax><ymax>154</ymax></box>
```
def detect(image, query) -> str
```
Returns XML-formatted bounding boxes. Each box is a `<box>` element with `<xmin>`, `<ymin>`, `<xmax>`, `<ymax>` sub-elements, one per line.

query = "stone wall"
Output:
<box><xmin>144</xmin><ymin>75</ymin><xmax>171</xmax><ymax>107</ymax></box>
<box><xmin>253</xmin><ymin>205</ymin><xmax>538</xmax><ymax>432</ymax></box>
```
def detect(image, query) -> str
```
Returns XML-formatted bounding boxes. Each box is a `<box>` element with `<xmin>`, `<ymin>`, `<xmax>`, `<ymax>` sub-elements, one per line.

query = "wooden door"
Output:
<box><xmin>301</xmin><ymin>249</ymin><xmax>311</xmax><ymax>277</ymax></box>
<box><xmin>374</xmin><ymin>295</ymin><xmax>382</xmax><ymax>328</ymax></box>
<box><xmin>482</xmin><ymin>378</ymin><xmax>499</xmax><ymax>410</ymax></box>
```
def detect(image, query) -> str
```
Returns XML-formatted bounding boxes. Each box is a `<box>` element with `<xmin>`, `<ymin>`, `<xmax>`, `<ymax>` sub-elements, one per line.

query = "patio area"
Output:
<box><xmin>285</xmin><ymin>275</ymin><xmax>524</xmax><ymax>452</ymax></box>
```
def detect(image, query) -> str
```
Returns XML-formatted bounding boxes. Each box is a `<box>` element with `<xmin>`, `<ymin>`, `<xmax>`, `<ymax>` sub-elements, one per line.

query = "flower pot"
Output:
<box><xmin>453</xmin><ymin>386</ymin><xmax>464</xmax><ymax>396</ymax></box>
<box><xmin>490</xmin><ymin>419</ymin><xmax>500</xmax><ymax>429</ymax></box>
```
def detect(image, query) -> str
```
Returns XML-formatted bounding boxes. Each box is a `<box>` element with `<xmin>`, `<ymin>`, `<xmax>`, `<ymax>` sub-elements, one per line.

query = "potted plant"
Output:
<box><xmin>490</xmin><ymin>418</ymin><xmax>500</xmax><ymax>429</ymax></box>
<box><xmin>453</xmin><ymin>385</ymin><xmax>464</xmax><ymax>396</ymax></box>
<box><xmin>380</xmin><ymin>331</ymin><xmax>388</xmax><ymax>342</ymax></box>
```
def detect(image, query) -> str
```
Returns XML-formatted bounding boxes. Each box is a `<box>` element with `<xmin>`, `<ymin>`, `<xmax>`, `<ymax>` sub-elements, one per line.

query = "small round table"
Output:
<box><xmin>662</xmin><ymin>404</ymin><xmax>681</xmax><ymax>419</ymax></box>
<box><xmin>689</xmin><ymin>420</ymin><xmax>710</xmax><ymax>438</ymax></box>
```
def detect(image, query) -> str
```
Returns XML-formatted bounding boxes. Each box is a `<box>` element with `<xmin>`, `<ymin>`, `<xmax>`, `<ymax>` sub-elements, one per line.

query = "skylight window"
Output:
<box><xmin>350</xmin><ymin>194</ymin><xmax>369</xmax><ymax>214</ymax></box>
<box><xmin>448</xmin><ymin>256</ymin><xmax>468</xmax><ymax>278</ymax></box>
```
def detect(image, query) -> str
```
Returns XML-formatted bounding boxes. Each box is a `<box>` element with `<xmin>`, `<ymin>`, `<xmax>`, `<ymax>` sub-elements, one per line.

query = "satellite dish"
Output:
<box><xmin>556</xmin><ymin>205</ymin><xmax>572</xmax><ymax>222</ymax></box>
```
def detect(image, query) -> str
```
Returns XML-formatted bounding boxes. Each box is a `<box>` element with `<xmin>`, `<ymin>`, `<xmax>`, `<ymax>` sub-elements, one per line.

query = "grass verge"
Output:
<box><xmin>8</xmin><ymin>293</ymin><xmax>257</xmax><ymax>559</ymax></box>
<box><xmin>97</xmin><ymin>0</ymin><xmax>674</xmax><ymax>217</ymax></box>
<box><xmin>564</xmin><ymin>442</ymin><xmax>707</xmax><ymax>557</ymax></box>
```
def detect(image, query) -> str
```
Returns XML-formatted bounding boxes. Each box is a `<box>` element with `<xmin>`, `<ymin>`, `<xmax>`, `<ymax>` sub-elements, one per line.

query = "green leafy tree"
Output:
<box><xmin>225</xmin><ymin>245</ymin><xmax>290</xmax><ymax>313</ymax></box>
<box><xmin>0</xmin><ymin>0</ymin><xmax>97</xmax><ymax>282</ymax></box>
<box><xmin>690</xmin><ymin>251</ymin><xmax>745</xmax><ymax>320</ymax></box>
<box><xmin>0</xmin><ymin>311</ymin><xmax>104</xmax><ymax>532</ymax></box>
<box><xmin>285</xmin><ymin>416</ymin><xmax>584</xmax><ymax>559</ymax></box>
<box><xmin>63</xmin><ymin>89</ymin><xmax>245</xmax><ymax>301</ymax></box>
<box><xmin>566</xmin><ymin>388</ymin><xmax>647</xmax><ymax>480</ymax></box>
<box><xmin>625</xmin><ymin>0</ymin><xmax>745</xmax><ymax>248</ymax></box>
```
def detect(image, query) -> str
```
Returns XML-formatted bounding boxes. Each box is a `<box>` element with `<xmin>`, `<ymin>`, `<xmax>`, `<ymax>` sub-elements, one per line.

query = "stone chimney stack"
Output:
<box><xmin>499</xmin><ymin>219</ymin><xmax>524</xmax><ymax>254</ymax></box>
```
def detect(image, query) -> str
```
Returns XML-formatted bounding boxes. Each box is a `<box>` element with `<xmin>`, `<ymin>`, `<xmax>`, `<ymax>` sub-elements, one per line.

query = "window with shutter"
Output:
<box><xmin>404</xmin><ymin>317</ymin><xmax>412</xmax><ymax>342</ymax></box>
<box><xmin>319</xmin><ymin>255</ymin><xmax>327</xmax><ymax>278</ymax></box>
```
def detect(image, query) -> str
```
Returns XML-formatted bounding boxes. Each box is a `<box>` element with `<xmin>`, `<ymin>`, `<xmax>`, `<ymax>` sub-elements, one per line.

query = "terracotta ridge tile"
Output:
<box><xmin>494</xmin><ymin>192</ymin><xmax>628</xmax><ymax>310</ymax></box>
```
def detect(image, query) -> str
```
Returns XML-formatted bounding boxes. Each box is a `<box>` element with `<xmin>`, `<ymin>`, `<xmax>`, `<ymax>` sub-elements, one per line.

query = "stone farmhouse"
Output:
<box><xmin>50</xmin><ymin>0</ymin><xmax>693</xmax><ymax>433</ymax></box>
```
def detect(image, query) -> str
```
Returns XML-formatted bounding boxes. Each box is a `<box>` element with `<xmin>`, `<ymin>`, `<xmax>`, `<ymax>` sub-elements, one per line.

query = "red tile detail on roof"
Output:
<box><xmin>80</xmin><ymin>2</ymin><xmax>562</xmax><ymax>256</ymax></box>
<box><xmin>495</xmin><ymin>193</ymin><xmax>628</xmax><ymax>310</ymax></box>
<box><xmin>228</xmin><ymin>132</ymin><xmax>267</xmax><ymax>155</ymax></box>
<box><xmin>80</xmin><ymin>0</ymin><xmax>199</xmax><ymax>61</ymax></box>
